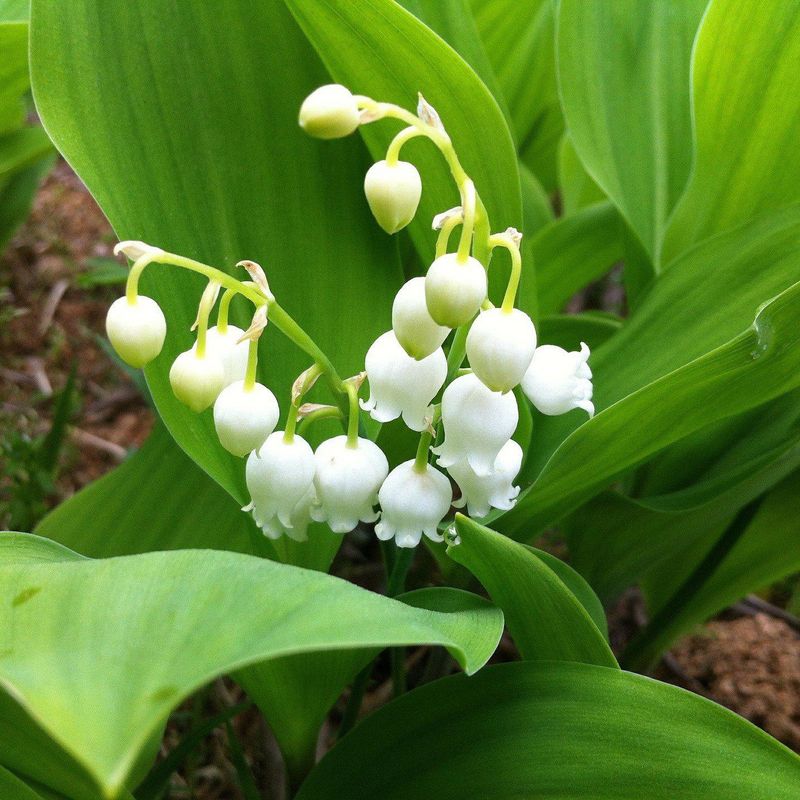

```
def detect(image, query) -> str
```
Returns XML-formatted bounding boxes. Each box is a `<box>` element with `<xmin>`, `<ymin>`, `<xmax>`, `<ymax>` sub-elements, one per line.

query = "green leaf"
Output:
<box><xmin>538</xmin><ymin>312</ymin><xmax>622</xmax><ymax>352</ymax></box>
<box><xmin>0</xmin><ymin>765</ymin><xmax>48</xmax><ymax>800</ymax></box>
<box><xmin>497</xmin><ymin>206</ymin><xmax>800</xmax><ymax>536</ymax></box>
<box><xmin>0</xmin><ymin>127</ymin><xmax>52</xmax><ymax>179</ymax></box>
<box><xmin>449</xmin><ymin>515</ymin><xmax>615</xmax><ymax>666</ymax></box>
<box><xmin>558</xmin><ymin>133</ymin><xmax>605</xmax><ymax>215</ymax></box>
<box><xmin>0</xmin><ymin>153</ymin><xmax>53</xmax><ymax>252</ymax></box>
<box><xmin>0</xmin><ymin>533</ymin><xmax>502</xmax><ymax>800</ymax></box>
<box><xmin>664</xmin><ymin>0</ymin><xmax>800</xmax><ymax>262</ymax></box>
<box><xmin>474</xmin><ymin>0</ymin><xmax>563</xmax><ymax>190</ymax></box>
<box><xmin>557</xmin><ymin>0</ymin><xmax>707</xmax><ymax>263</ymax></box>
<box><xmin>30</xmin><ymin>0</ymin><xmax>402</xmax><ymax>504</ymax></box>
<box><xmin>632</xmin><ymin>468</ymin><xmax>800</xmax><ymax>666</ymax></box>
<box><xmin>530</xmin><ymin>200</ymin><xmax>623</xmax><ymax>315</ymax></box>
<box><xmin>0</xmin><ymin>21</ymin><xmax>28</xmax><ymax>134</ymax></box>
<box><xmin>296</xmin><ymin>661</ymin><xmax>800</xmax><ymax>800</ymax></box>
<box><xmin>284</xmin><ymin>0</ymin><xmax>523</xmax><ymax>270</ymax></box>
<box><xmin>236</xmin><ymin>586</ymin><xmax>500</xmax><ymax>781</ymax></box>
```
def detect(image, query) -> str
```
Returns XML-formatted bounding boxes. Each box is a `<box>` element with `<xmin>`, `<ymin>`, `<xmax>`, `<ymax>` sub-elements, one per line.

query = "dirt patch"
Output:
<box><xmin>1</xmin><ymin>159</ymin><xmax>152</xmax><ymax>529</ymax></box>
<box><xmin>667</xmin><ymin>613</ymin><xmax>800</xmax><ymax>751</ymax></box>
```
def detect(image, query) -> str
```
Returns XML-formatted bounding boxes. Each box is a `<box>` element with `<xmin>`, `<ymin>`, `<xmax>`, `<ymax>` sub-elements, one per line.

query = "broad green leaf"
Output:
<box><xmin>531</xmin><ymin>200</ymin><xmax>623</xmax><ymax>315</ymax></box>
<box><xmin>520</xmin><ymin>162</ymin><xmax>554</xmax><ymax>235</ymax></box>
<box><xmin>236</xmin><ymin>586</ymin><xmax>499</xmax><ymax>781</ymax></box>
<box><xmin>633</xmin><ymin>468</ymin><xmax>800</xmax><ymax>666</ymax></box>
<box><xmin>558</xmin><ymin>134</ymin><xmax>605</xmax><ymax>215</ymax></box>
<box><xmin>30</xmin><ymin>0</ymin><xmax>402</xmax><ymax>504</ymax></box>
<box><xmin>449</xmin><ymin>515</ymin><xmax>615</xmax><ymax>666</ymax></box>
<box><xmin>568</xmin><ymin>405</ymin><xmax>800</xmax><ymax>602</ymax></box>
<box><xmin>400</xmin><ymin>0</ymin><xmax>510</xmax><ymax>128</ymax></box>
<box><xmin>0</xmin><ymin>21</ymin><xmax>28</xmax><ymax>134</ymax></box>
<box><xmin>664</xmin><ymin>0</ymin><xmax>800</xmax><ymax>262</ymax></box>
<box><xmin>284</xmin><ymin>0</ymin><xmax>523</xmax><ymax>271</ymax></box>
<box><xmin>497</xmin><ymin>205</ymin><xmax>800</xmax><ymax>535</ymax></box>
<box><xmin>538</xmin><ymin>312</ymin><xmax>622</xmax><ymax>352</ymax></box>
<box><xmin>0</xmin><ymin>127</ymin><xmax>51</xmax><ymax>179</ymax></box>
<box><xmin>296</xmin><ymin>661</ymin><xmax>800</xmax><ymax>800</ymax></box>
<box><xmin>557</xmin><ymin>0</ymin><xmax>707</xmax><ymax>263</ymax></box>
<box><xmin>0</xmin><ymin>765</ymin><xmax>48</xmax><ymax>800</ymax></box>
<box><xmin>0</xmin><ymin>153</ymin><xmax>53</xmax><ymax>251</ymax></box>
<box><xmin>0</xmin><ymin>1</ymin><xmax>29</xmax><ymax>23</ymax></box>
<box><xmin>0</xmin><ymin>533</ymin><xmax>502</xmax><ymax>800</ymax></box>
<box><xmin>473</xmin><ymin>0</ymin><xmax>563</xmax><ymax>190</ymax></box>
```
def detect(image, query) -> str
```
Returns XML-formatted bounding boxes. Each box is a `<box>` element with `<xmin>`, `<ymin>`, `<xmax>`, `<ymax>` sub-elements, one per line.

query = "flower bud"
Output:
<box><xmin>466</xmin><ymin>307</ymin><xmax>537</xmax><ymax>393</ymax></box>
<box><xmin>193</xmin><ymin>325</ymin><xmax>249</xmax><ymax>387</ymax></box>
<box><xmin>169</xmin><ymin>349</ymin><xmax>226</xmax><ymax>412</ymax></box>
<box><xmin>213</xmin><ymin>380</ymin><xmax>280</xmax><ymax>457</ymax></box>
<box><xmin>360</xmin><ymin>331</ymin><xmax>446</xmax><ymax>432</ymax></box>
<box><xmin>392</xmin><ymin>277</ymin><xmax>450</xmax><ymax>359</ymax></box>
<box><xmin>375</xmin><ymin>460</ymin><xmax>452</xmax><ymax>548</ymax></box>
<box><xmin>246</xmin><ymin>432</ymin><xmax>316</xmax><ymax>534</ymax></box>
<box><xmin>424</xmin><ymin>253</ymin><xmax>487</xmax><ymax>328</ymax></box>
<box><xmin>105</xmin><ymin>295</ymin><xmax>167</xmax><ymax>368</ymax></box>
<box><xmin>298</xmin><ymin>84</ymin><xmax>360</xmax><ymax>139</ymax></box>
<box><xmin>449</xmin><ymin>439</ymin><xmax>523</xmax><ymax>518</ymax></box>
<box><xmin>311</xmin><ymin>435</ymin><xmax>388</xmax><ymax>533</ymax></box>
<box><xmin>521</xmin><ymin>342</ymin><xmax>594</xmax><ymax>417</ymax></box>
<box><xmin>364</xmin><ymin>160</ymin><xmax>422</xmax><ymax>234</ymax></box>
<box><xmin>432</xmin><ymin>372</ymin><xmax>518</xmax><ymax>476</ymax></box>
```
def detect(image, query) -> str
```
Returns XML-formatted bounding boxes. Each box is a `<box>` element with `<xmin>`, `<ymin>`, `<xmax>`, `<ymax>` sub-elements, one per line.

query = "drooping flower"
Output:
<box><xmin>213</xmin><ymin>380</ymin><xmax>280</xmax><ymax>457</ymax></box>
<box><xmin>360</xmin><ymin>331</ymin><xmax>447</xmax><ymax>431</ymax></box>
<box><xmin>105</xmin><ymin>295</ymin><xmax>167</xmax><ymax>368</ymax></box>
<box><xmin>312</xmin><ymin>435</ymin><xmax>389</xmax><ymax>533</ymax></box>
<box><xmin>194</xmin><ymin>325</ymin><xmax>249</xmax><ymax>387</ymax></box>
<box><xmin>375</xmin><ymin>460</ymin><xmax>452</xmax><ymax>548</ymax></box>
<box><xmin>466</xmin><ymin>307</ymin><xmax>537</xmax><ymax>393</ymax></box>
<box><xmin>391</xmin><ymin>277</ymin><xmax>450</xmax><ymax>360</ymax></box>
<box><xmin>449</xmin><ymin>439</ymin><xmax>523</xmax><ymax>518</ymax></box>
<box><xmin>364</xmin><ymin>160</ymin><xmax>422</xmax><ymax>234</ymax></box>
<box><xmin>169</xmin><ymin>349</ymin><xmax>226</xmax><ymax>412</ymax></box>
<box><xmin>255</xmin><ymin>486</ymin><xmax>314</xmax><ymax>542</ymax></box>
<box><xmin>245</xmin><ymin>432</ymin><xmax>316</xmax><ymax>536</ymax></box>
<box><xmin>521</xmin><ymin>342</ymin><xmax>594</xmax><ymax>417</ymax></box>
<box><xmin>424</xmin><ymin>253</ymin><xmax>487</xmax><ymax>328</ymax></box>
<box><xmin>298</xmin><ymin>84</ymin><xmax>360</xmax><ymax>139</ymax></box>
<box><xmin>432</xmin><ymin>372</ymin><xmax>518</xmax><ymax>476</ymax></box>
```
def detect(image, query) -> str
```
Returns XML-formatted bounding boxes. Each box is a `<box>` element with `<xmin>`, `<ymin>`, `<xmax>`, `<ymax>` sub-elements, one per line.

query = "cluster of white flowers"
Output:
<box><xmin>104</xmin><ymin>85</ymin><xmax>595</xmax><ymax>549</ymax></box>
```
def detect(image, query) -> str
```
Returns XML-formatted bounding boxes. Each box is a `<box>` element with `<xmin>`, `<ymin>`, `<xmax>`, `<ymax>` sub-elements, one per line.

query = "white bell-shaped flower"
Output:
<box><xmin>432</xmin><ymin>372</ymin><xmax>518</xmax><ymax>477</ymax></box>
<box><xmin>392</xmin><ymin>277</ymin><xmax>450</xmax><ymax>360</ymax></box>
<box><xmin>169</xmin><ymin>349</ymin><xmax>226</xmax><ymax>412</ymax></box>
<box><xmin>193</xmin><ymin>325</ymin><xmax>249</xmax><ymax>387</ymax></box>
<box><xmin>364</xmin><ymin>160</ymin><xmax>422</xmax><ymax>234</ymax></box>
<box><xmin>213</xmin><ymin>380</ymin><xmax>280</xmax><ymax>457</ymax></box>
<box><xmin>312</xmin><ymin>435</ymin><xmax>388</xmax><ymax>533</ymax></box>
<box><xmin>298</xmin><ymin>84</ymin><xmax>360</xmax><ymax>139</ymax></box>
<box><xmin>254</xmin><ymin>486</ymin><xmax>314</xmax><ymax>543</ymax></box>
<box><xmin>466</xmin><ymin>307</ymin><xmax>537</xmax><ymax>393</ymax></box>
<box><xmin>424</xmin><ymin>253</ymin><xmax>487</xmax><ymax>328</ymax></box>
<box><xmin>360</xmin><ymin>331</ymin><xmax>446</xmax><ymax>432</ymax></box>
<box><xmin>449</xmin><ymin>439</ymin><xmax>523</xmax><ymax>518</ymax></box>
<box><xmin>246</xmin><ymin>432</ymin><xmax>316</xmax><ymax>534</ymax></box>
<box><xmin>521</xmin><ymin>342</ymin><xmax>594</xmax><ymax>417</ymax></box>
<box><xmin>375</xmin><ymin>460</ymin><xmax>452</xmax><ymax>548</ymax></box>
<box><xmin>105</xmin><ymin>295</ymin><xmax>166</xmax><ymax>368</ymax></box>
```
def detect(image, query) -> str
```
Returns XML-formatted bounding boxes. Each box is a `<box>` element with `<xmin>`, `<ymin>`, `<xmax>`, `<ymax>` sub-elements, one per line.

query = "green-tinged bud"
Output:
<box><xmin>392</xmin><ymin>277</ymin><xmax>449</xmax><ymax>359</ymax></box>
<box><xmin>105</xmin><ymin>295</ymin><xmax>166</xmax><ymax>369</ymax></box>
<box><xmin>298</xmin><ymin>84</ymin><xmax>359</xmax><ymax>139</ymax></box>
<box><xmin>424</xmin><ymin>253</ymin><xmax>487</xmax><ymax>328</ymax></box>
<box><xmin>364</xmin><ymin>160</ymin><xmax>422</xmax><ymax>234</ymax></box>
<box><xmin>169</xmin><ymin>348</ymin><xmax>225</xmax><ymax>413</ymax></box>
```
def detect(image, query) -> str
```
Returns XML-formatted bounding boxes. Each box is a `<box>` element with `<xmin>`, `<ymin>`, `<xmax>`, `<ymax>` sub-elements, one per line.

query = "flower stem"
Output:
<box><xmin>194</xmin><ymin>281</ymin><xmax>220</xmax><ymax>358</ymax></box>
<box><xmin>345</xmin><ymin>380</ymin><xmax>361</xmax><ymax>447</ymax></box>
<box><xmin>243</xmin><ymin>339</ymin><xmax>259</xmax><ymax>391</ymax></box>
<box><xmin>216</xmin><ymin>287</ymin><xmax>236</xmax><ymax>333</ymax></box>
<box><xmin>283</xmin><ymin>403</ymin><xmax>300</xmax><ymax>443</ymax></box>
<box><xmin>489</xmin><ymin>233</ymin><xmax>522</xmax><ymax>313</ymax></box>
<box><xmin>385</xmin><ymin>125</ymin><xmax>425</xmax><ymax>165</ymax></box>
<box><xmin>436</xmin><ymin>212</ymin><xmax>463</xmax><ymax>259</ymax></box>
<box><xmin>412</xmin><ymin>406</ymin><xmax>440</xmax><ymax>473</ymax></box>
<box><xmin>297</xmin><ymin>405</ymin><xmax>343</xmax><ymax>436</ymax></box>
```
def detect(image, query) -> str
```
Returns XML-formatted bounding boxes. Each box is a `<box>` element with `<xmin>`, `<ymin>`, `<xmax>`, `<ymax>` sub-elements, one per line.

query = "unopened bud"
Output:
<box><xmin>213</xmin><ymin>380</ymin><xmax>280</xmax><ymax>457</ymax></box>
<box><xmin>169</xmin><ymin>349</ymin><xmax>225</xmax><ymax>412</ymax></box>
<box><xmin>521</xmin><ymin>342</ymin><xmax>594</xmax><ymax>417</ymax></box>
<box><xmin>299</xmin><ymin>84</ymin><xmax>360</xmax><ymax>139</ymax></box>
<box><xmin>364</xmin><ymin>160</ymin><xmax>422</xmax><ymax>234</ymax></box>
<box><xmin>105</xmin><ymin>295</ymin><xmax>167</xmax><ymax>368</ymax></box>
<box><xmin>392</xmin><ymin>277</ymin><xmax>450</xmax><ymax>360</ymax></box>
<box><xmin>424</xmin><ymin>253</ymin><xmax>487</xmax><ymax>328</ymax></box>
